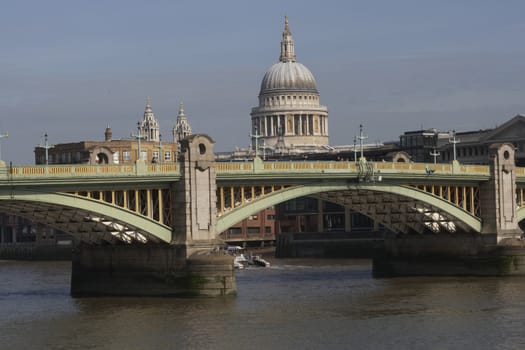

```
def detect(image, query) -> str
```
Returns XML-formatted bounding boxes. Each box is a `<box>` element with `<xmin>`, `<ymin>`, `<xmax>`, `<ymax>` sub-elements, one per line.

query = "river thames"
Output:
<box><xmin>1</xmin><ymin>258</ymin><xmax>525</xmax><ymax>350</ymax></box>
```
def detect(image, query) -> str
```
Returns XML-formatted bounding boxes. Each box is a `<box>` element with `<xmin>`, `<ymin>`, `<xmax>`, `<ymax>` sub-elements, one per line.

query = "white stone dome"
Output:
<box><xmin>260</xmin><ymin>61</ymin><xmax>318</xmax><ymax>95</ymax></box>
<box><xmin>250</xmin><ymin>17</ymin><xmax>329</xmax><ymax>153</ymax></box>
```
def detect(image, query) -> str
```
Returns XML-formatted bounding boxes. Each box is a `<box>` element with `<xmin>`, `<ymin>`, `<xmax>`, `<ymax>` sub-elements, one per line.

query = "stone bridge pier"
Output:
<box><xmin>374</xmin><ymin>143</ymin><xmax>525</xmax><ymax>277</ymax></box>
<box><xmin>71</xmin><ymin>135</ymin><xmax>236</xmax><ymax>297</ymax></box>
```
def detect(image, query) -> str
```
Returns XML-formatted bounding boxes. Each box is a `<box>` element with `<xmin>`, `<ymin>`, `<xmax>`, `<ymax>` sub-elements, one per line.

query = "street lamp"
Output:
<box><xmin>261</xmin><ymin>139</ymin><xmax>266</xmax><ymax>160</ymax></box>
<box><xmin>429</xmin><ymin>148</ymin><xmax>440</xmax><ymax>164</ymax></box>
<box><xmin>40</xmin><ymin>132</ymin><xmax>53</xmax><ymax>165</ymax></box>
<box><xmin>157</xmin><ymin>134</ymin><xmax>163</xmax><ymax>164</ymax></box>
<box><xmin>0</xmin><ymin>130</ymin><xmax>8</xmax><ymax>160</ymax></box>
<box><xmin>353</xmin><ymin>135</ymin><xmax>358</xmax><ymax>163</ymax></box>
<box><xmin>131</xmin><ymin>122</ymin><xmax>145</xmax><ymax>161</ymax></box>
<box><xmin>357</xmin><ymin>124</ymin><xmax>368</xmax><ymax>160</ymax></box>
<box><xmin>449</xmin><ymin>130</ymin><xmax>460</xmax><ymax>161</ymax></box>
<box><xmin>43</xmin><ymin>133</ymin><xmax>51</xmax><ymax>165</ymax></box>
<box><xmin>422</xmin><ymin>130</ymin><xmax>440</xmax><ymax>164</ymax></box>
<box><xmin>250</xmin><ymin>125</ymin><xmax>262</xmax><ymax>158</ymax></box>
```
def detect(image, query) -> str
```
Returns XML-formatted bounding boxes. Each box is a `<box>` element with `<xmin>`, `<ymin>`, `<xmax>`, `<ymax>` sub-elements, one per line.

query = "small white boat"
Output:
<box><xmin>233</xmin><ymin>254</ymin><xmax>249</xmax><ymax>269</ymax></box>
<box><xmin>251</xmin><ymin>255</ymin><xmax>271</xmax><ymax>268</ymax></box>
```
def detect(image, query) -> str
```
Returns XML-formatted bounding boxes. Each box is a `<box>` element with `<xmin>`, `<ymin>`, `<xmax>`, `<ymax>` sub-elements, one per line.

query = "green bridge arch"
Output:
<box><xmin>516</xmin><ymin>206</ymin><xmax>525</xmax><ymax>224</ymax></box>
<box><xmin>0</xmin><ymin>189</ymin><xmax>172</xmax><ymax>243</ymax></box>
<box><xmin>216</xmin><ymin>181</ymin><xmax>482</xmax><ymax>234</ymax></box>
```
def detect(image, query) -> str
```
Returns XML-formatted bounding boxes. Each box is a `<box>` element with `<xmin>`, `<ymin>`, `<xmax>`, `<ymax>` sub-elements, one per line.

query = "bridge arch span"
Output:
<box><xmin>216</xmin><ymin>181</ymin><xmax>482</xmax><ymax>234</ymax></box>
<box><xmin>0</xmin><ymin>189</ymin><xmax>172</xmax><ymax>243</ymax></box>
<box><xmin>516</xmin><ymin>207</ymin><xmax>525</xmax><ymax>225</ymax></box>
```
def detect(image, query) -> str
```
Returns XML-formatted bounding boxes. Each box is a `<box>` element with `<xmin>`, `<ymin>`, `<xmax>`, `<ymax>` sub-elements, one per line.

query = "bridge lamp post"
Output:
<box><xmin>0</xmin><ymin>130</ymin><xmax>8</xmax><ymax>161</ymax></box>
<box><xmin>157</xmin><ymin>134</ymin><xmax>163</xmax><ymax>165</ymax></box>
<box><xmin>261</xmin><ymin>139</ymin><xmax>266</xmax><ymax>160</ymax></box>
<box><xmin>449</xmin><ymin>130</ymin><xmax>460</xmax><ymax>161</ymax></box>
<box><xmin>353</xmin><ymin>135</ymin><xmax>358</xmax><ymax>163</ymax></box>
<box><xmin>357</xmin><ymin>124</ymin><xmax>368</xmax><ymax>160</ymax></box>
<box><xmin>131</xmin><ymin>122</ymin><xmax>145</xmax><ymax>161</ymax></box>
<box><xmin>44</xmin><ymin>133</ymin><xmax>49</xmax><ymax>165</ymax></box>
<box><xmin>39</xmin><ymin>132</ymin><xmax>53</xmax><ymax>165</ymax></box>
<box><xmin>250</xmin><ymin>125</ymin><xmax>262</xmax><ymax>159</ymax></box>
<box><xmin>422</xmin><ymin>130</ymin><xmax>440</xmax><ymax>164</ymax></box>
<box><xmin>429</xmin><ymin>148</ymin><xmax>440</xmax><ymax>164</ymax></box>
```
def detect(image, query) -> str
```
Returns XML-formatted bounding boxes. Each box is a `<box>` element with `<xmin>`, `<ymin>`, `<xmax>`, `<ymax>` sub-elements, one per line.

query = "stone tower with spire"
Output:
<box><xmin>139</xmin><ymin>97</ymin><xmax>160</xmax><ymax>142</ymax></box>
<box><xmin>173</xmin><ymin>102</ymin><xmax>193</xmax><ymax>144</ymax></box>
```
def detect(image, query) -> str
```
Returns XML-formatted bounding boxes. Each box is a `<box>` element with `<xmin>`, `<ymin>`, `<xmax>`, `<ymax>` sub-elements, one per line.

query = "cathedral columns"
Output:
<box><xmin>306</xmin><ymin>115</ymin><xmax>310</xmax><ymax>135</ymax></box>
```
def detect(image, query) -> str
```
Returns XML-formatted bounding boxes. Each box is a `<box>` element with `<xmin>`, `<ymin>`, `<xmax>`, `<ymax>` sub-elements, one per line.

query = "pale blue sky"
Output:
<box><xmin>2</xmin><ymin>0</ymin><xmax>525</xmax><ymax>163</ymax></box>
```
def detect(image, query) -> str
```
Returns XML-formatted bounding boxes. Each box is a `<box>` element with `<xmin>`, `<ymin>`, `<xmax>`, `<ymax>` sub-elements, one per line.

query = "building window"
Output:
<box><xmin>164</xmin><ymin>151</ymin><xmax>172</xmax><ymax>162</ymax></box>
<box><xmin>249</xmin><ymin>215</ymin><xmax>258</xmax><ymax>220</ymax></box>
<box><xmin>123</xmin><ymin>150</ymin><xmax>131</xmax><ymax>161</ymax></box>
<box><xmin>247</xmin><ymin>227</ymin><xmax>260</xmax><ymax>234</ymax></box>
<box><xmin>265</xmin><ymin>226</ymin><xmax>272</xmax><ymax>233</ymax></box>
<box><xmin>267</xmin><ymin>214</ymin><xmax>275</xmax><ymax>220</ymax></box>
<box><xmin>140</xmin><ymin>151</ymin><xmax>147</xmax><ymax>161</ymax></box>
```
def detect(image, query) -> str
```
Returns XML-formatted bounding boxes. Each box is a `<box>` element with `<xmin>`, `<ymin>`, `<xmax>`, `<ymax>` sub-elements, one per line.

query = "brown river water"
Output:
<box><xmin>1</xmin><ymin>258</ymin><xmax>525</xmax><ymax>350</ymax></box>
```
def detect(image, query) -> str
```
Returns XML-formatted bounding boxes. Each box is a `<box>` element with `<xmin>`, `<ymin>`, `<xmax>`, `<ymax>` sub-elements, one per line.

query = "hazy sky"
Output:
<box><xmin>2</xmin><ymin>0</ymin><xmax>525</xmax><ymax>164</ymax></box>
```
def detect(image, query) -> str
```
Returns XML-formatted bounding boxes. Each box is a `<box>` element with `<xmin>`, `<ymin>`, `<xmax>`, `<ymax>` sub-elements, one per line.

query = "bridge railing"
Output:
<box><xmin>375</xmin><ymin>162</ymin><xmax>490</xmax><ymax>175</ymax></box>
<box><xmin>216</xmin><ymin>162</ymin><xmax>253</xmax><ymax>173</ymax></box>
<box><xmin>516</xmin><ymin>168</ymin><xmax>525</xmax><ymax>177</ymax></box>
<box><xmin>4</xmin><ymin>159</ymin><xmax>518</xmax><ymax>180</ymax></box>
<box><xmin>216</xmin><ymin>160</ymin><xmax>360</xmax><ymax>174</ymax></box>
<box><xmin>215</xmin><ymin>160</ymin><xmax>492</xmax><ymax>176</ymax></box>
<box><xmin>7</xmin><ymin>163</ymin><xmax>179</xmax><ymax>179</ymax></box>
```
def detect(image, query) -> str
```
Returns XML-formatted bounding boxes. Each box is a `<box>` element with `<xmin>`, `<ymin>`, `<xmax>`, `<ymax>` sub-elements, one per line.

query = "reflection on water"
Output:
<box><xmin>1</xmin><ymin>259</ymin><xmax>525</xmax><ymax>349</ymax></box>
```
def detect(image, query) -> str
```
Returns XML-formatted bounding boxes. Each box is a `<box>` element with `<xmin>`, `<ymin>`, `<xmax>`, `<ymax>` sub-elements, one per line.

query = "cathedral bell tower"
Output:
<box><xmin>173</xmin><ymin>102</ymin><xmax>193</xmax><ymax>144</ymax></box>
<box><xmin>139</xmin><ymin>97</ymin><xmax>160</xmax><ymax>142</ymax></box>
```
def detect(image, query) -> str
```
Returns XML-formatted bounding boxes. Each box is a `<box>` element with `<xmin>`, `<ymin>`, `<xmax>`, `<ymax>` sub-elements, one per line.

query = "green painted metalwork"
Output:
<box><xmin>0</xmin><ymin>189</ymin><xmax>172</xmax><ymax>243</ymax></box>
<box><xmin>216</xmin><ymin>181</ymin><xmax>482</xmax><ymax>233</ymax></box>
<box><xmin>516</xmin><ymin>206</ymin><xmax>525</xmax><ymax>223</ymax></box>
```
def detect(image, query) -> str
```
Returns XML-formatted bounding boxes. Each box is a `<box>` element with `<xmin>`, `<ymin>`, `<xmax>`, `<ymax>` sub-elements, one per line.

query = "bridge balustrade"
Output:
<box><xmin>214</xmin><ymin>160</ymin><xmax>494</xmax><ymax>176</ymax></box>
<box><xmin>4</xmin><ymin>161</ymin><xmax>504</xmax><ymax>179</ymax></box>
<box><xmin>146</xmin><ymin>164</ymin><xmax>178</xmax><ymax>173</ymax></box>
<box><xmin>216</xmin><ymin>162</ymin><xmax>253</xmax><ymax>173</ymax></box>
<box><xmin>8</xmin><ymin>163</ymin><xmax>179</xmax><ymax>179</ymax></box>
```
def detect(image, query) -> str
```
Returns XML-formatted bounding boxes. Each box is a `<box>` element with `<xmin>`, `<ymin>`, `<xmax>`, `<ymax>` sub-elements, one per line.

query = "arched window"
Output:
<box><xmin>97</xmin><ymin>153</ymin><xmax>109</xmax><ymax>164</ymax></box>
